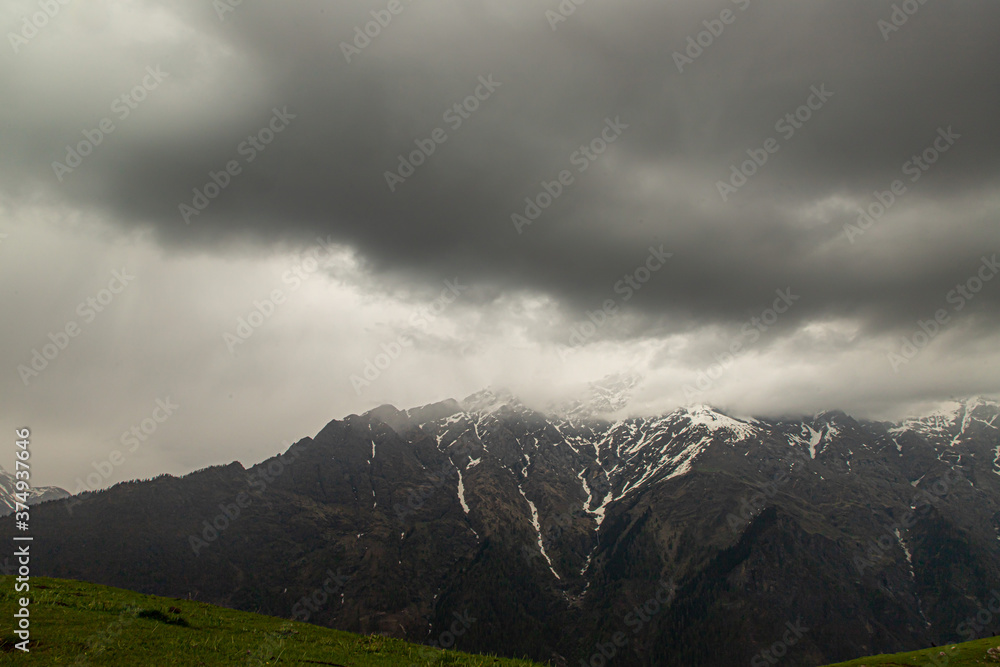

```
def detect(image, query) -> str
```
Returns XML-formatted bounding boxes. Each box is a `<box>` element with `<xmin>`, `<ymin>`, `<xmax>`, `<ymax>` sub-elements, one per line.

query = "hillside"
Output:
<box><xmin>0</xmin><ymin>576</ymin><xmax>543</xmax><ymax>666</ymax></box>
<box><xmin>821</xmin><ymin>634</ymin><xmax>1000</xmax><ymax>666</ymax></box>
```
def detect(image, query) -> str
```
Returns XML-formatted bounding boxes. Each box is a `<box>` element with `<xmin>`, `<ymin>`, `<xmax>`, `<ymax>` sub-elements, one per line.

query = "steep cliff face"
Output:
<box><xmin>5</xmin><ymin>393</ymin><xmax>999</xmax><ymax>666</ymax></box>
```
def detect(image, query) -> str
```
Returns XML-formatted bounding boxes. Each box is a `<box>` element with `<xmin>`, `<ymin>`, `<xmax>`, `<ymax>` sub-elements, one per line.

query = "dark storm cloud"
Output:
<box><xmin>4</xmin><ymin>0</ymin><xmax>1000</xmax><ymax>341</ymax></box>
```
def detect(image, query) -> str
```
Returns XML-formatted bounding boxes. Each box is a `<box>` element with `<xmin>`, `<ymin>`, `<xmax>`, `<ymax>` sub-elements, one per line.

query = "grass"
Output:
<box><xmin>0</xmin><ymin>576</ymin><xmax>544</xmax><ymax>666</ymax></box>
<box><xmin>3</xmin><ymin>575</ymin><xmax>996</xmax><ymax>667</ymax></box>
<box><xmin>821</xmin><ymin>635</ymin><xmax>1000</xmax><ymax>667</ymax></box>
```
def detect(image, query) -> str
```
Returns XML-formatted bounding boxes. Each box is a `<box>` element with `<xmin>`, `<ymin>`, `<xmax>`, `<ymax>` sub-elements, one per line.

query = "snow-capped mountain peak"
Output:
<box><xmin>460</xmin><ymin>387</ymin><xmax>522</xmax><ymax>415</ymax></box>
<box><xmin>0</xmin><ymin>467</ymin><xmax>70</xmax><ymax>516</ymax></box>
<box><xmin>676</xmin><ymin>405</ymin><xmax>760</xmax><ymax>441</ymax></box>
<box><xmin>548</xmin><ymin>372</ymin><xmax>643</xmax><ymax>420</ymax></box>
<box><xmin>890</xmin><ymin>396</ymin><xmax>999</xmax><ymax>445</ymax></box>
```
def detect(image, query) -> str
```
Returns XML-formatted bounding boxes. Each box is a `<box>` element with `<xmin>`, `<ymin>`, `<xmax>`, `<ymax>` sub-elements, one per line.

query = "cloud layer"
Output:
<box><xmin>3</xmin><ymin>0</ymin><xmax>1000</xmax><ymax>488</ymax></box>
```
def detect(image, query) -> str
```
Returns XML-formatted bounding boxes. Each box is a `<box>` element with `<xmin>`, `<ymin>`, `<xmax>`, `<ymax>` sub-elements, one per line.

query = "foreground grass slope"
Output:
<box><xmin>822</xmin><ymin>635</ymin><xmax>1000</xmax><ymax>667</ymax></box>
<box><xmin>0</xmin><ymin>576</ymin><xmax>543</xmax><ymax>666</ymax></box>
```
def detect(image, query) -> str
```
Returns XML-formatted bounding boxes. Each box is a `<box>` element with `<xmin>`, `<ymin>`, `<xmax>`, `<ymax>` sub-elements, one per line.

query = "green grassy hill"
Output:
<box><xmin>3</xmin><ymin>575</ymin><xmax>997</xmax><ymax>666</ymax></box>
<box><xmin>821</xmin><ymin>635</ymin><xmax>1000</xmax><ymax>667</ymax></box>
<box><xmin>0</xmin><ymin>576</ymin><xmax>544</xmax><ymax>666</ymax></box>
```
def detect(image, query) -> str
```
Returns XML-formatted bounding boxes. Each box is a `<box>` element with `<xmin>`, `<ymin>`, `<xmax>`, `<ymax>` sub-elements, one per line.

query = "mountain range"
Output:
<box><xmin>5</xmin><ymin>388</ymin><xmax>1000</xmax><ymax>666</ymax></box>
<box><xmin>0</xmin><ymin>465</ymin><xmax>69</xmax><ymax>516</ymax></box>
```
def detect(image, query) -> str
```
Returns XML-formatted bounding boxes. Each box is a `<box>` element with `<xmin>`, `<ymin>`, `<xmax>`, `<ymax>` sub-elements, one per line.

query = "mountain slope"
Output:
<box><xmin>821</xmin><ymin>632</ymin><xmax>1000</xmax><ymax>667</ymax></box>
<box><xmin>2</xmin><ymin>393</ymin><xmax>999</xmax><ymax>666</ymax></box>
<box><xmin>0</xmin><ymin>576</ymin><xmax>543</xmax><ymax>666</ymax></box>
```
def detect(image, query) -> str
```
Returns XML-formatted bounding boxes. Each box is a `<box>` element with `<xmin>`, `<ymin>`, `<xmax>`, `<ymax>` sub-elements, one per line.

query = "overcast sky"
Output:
<box><xmin>2</xmin><ymin>0</ymin><xmax>999</xmax><ymax>490</ymax></box>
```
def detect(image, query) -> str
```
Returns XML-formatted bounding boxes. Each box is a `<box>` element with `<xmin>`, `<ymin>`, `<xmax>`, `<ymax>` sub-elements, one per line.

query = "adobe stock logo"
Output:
<box><xmin>683</xmin><ymin>288</ymin><xmax>799</xmax><ymax>400</ymax></box>
<box><xmin>17</xmin><ymin>269</ymin><xmax>135</xmax><ymax>386</ymax></box>
<box><xmin>340</xmin><ymin>0</ymin><xmax>416</xmax><ymax>63</ymax></box>
<box><xmin>223</xmin><ymin>291</ymin><xmax>287</xmax><ymax>356</ymax></box>
<box><xmin>578</xmin><ymin>580</ymin><xmax>676</xmax><ymax>667</ymax></box>
<box><xmin>844</xmin><ymin>126</ymin><xmax>960</xmax><ymax>244</ymax></box>
<box><xmin>383</xmin><ymin>76</ymin><xmax>502</xmax><ymax>192</ymax></box>
<box><xmin>512</xmin><ymin>116</ymin><xmax>629</xmax><ymax>234</ymax></box>
<box><xmin>51</xmin><ymin>66</ymin><xmax>169</xmax><ymax>183</ymax></box>
<box><xmin>350</xmin><ymin>278</ymin><xmax>468</xmax><ymax>394</ymax></box>
<box><xmin>179</xmin><ymin>107</ymin><xmax>296</xmax><ymax>225</ymax></box>
<box><xmin>887</xmin><ymin>254</ymin><xmax>998</xmax><ymax>372</ymax></box>
<box><xmin>65</xmin><ymin>398</ymin><xmax>179</xmax><ymax>515</ymax></box>
<box><xmin>672</xmin><ymin>0</ymin><xmax>752</xmax><ymax>73</ymax></box>
<box><xmin>558</xmin><ymin>245</ymin><xmax>672</xmax><ymax>360</ymax></box>
<box><xmin>877</xmin><ymin>0</ymin><xmax>932</xmax><ymax>41</ymax></box>
<box><xmin>350</xmin><ymin>334</ymin><xmax>414</xmax><ymax>396</ymax></box>
<box><xmin>290</xmin><ymin>569</ymin><xmax>351</xmax><ymax>622</ymax></box>
<box><xmin>188</xmin><ymin>444</ymin><xmax>304</xmax><ymax>556</ymax></box>
<box><xmin>545</xmin><ymin>0</ymin><xmax>593</xmax><ymax>31</ymax></box>
<box><xmin>750</xmin><ymin>620</ymin><xmax>809</xmax><ymax>667</ymax></box>
<box><xmin>956</xmin><ymin>590</ymin><xmax>1000</xmax><ymax>641</ymax></box>
<box><xmin>716</xmin><ymin>85</ymin><xmax>833</xmax><ymax>202</ymax></box>
<box><xmin>7</xmin><ymin>0</ymin><xmax>72</xmax><ymax>54</ymax></box>
<box><xmin>213</xmin><ymin>0</ymin><xmax>244</xmax><ymax>21</ymax></box>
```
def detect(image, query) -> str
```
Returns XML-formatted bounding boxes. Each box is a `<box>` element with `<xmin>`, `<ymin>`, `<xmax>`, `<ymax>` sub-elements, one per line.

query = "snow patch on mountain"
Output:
<box><xmin>456</xmin><ymin>468</ymin><xmax>470</xmax><ymax>514</ymax></box>
<box><xmin>681</xmin><ymin>405</ymin><xmax>760</xmax><ymax>441</ymax></box>
<box><xmin>619</xmin><ymin>433</ymin><xmax>713</xmax><ymax>499</ymax></box>
<box><xmin>789</xmin><ymin>425</ymin><xmax>823</xmax><ymax>459</ymax></box>
<box><xmin>519</xmin><ymin>484</ymin><xmax>559</xmax><ymax>579</ymax></box>
<box><xmin>890</xmin><ymin>397</ymin><xmax>999</xmax><ymax>444</ymax></box>
<box><xmin>0</xmin><ymin>467</ymin><xmax>70</xmax><ymax>516</ymax></box>
<box><xmin>660</xmin><ymin>435</ymin><xmax>712</xmax><ymax>482</ymax></box>
<box><xmin>591</xmin><ymin>489</ymin><xmax>613</xmax><ymax>527</ymax></box>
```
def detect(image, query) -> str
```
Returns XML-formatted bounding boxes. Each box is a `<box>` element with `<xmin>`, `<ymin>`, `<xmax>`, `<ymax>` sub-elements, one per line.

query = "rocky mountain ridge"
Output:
<box><xmin>4</xmin><ymin>392</ymin><xmax>999</xmax><ymax>666</ymax></box>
